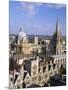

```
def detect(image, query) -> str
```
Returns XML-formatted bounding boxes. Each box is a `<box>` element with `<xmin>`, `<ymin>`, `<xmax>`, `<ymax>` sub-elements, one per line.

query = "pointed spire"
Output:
<box><xmin>56</xmin><ymin>17</ymin><xmax>61</xmax><ymax>34</ymax></box>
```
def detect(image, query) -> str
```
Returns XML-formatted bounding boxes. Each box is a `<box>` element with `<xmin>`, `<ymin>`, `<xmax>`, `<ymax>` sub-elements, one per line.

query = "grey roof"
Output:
<box><xmin>24</xmin><ymin>60</ymin><xmax>31</xmax><ymax>76</ymax></box>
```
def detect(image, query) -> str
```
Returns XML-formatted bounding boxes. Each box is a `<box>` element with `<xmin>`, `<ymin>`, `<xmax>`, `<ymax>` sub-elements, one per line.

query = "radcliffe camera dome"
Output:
<box><xmin>18</xmin><ymin>27</ymin><xmax>27</xmax><ymax>39</ymax></box>
<box><xmin>17</xmin><ymin>27</ymin><xmax>28</xmax><ymax>44</ymax></box>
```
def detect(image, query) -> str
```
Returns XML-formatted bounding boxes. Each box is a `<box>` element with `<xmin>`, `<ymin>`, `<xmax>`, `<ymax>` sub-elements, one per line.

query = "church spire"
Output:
<box><xmin>56</xmin><ymin>17</ymin><xmax>61</xmax><ymax>34</ymax></box>
<box><xmin>50</xmin><ymin>18</ymin><xmax>62</xmax><ymax>55</ymax></box>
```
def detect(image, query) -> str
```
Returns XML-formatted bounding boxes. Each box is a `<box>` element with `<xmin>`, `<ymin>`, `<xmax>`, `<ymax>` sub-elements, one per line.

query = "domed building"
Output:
<box><xmin>15</xmin><ymin>27</ymin><xmax>42</xmax><ymax>61</ymax></box>
<box><xmin>17</xmin><ymin>27</ymin><xmax>28</xmax><ymax>44</ymax></box>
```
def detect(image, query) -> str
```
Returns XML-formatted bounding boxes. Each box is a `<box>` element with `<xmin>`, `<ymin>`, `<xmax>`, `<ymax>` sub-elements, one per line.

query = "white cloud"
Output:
<box><xmin>45</xmin><ymin>4</ymin><xmax>65</xmax><ymax>9</ymax></box>
<box><xmin>20</xmin><ymin>2</ymin><xmax>43</xmax><ymax>16</ymax></box>
<box><xmin>17</xmin><ymin>2</ymin><xmax>65</xmax><ymax>16</ymax></box>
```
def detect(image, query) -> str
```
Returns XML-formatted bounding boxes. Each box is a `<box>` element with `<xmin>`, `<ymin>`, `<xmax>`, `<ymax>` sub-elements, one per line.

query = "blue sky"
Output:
<box><xmin>9</xmin><ymin>1</ymin><xmax>66</xmax><ymax>36</ymax></box>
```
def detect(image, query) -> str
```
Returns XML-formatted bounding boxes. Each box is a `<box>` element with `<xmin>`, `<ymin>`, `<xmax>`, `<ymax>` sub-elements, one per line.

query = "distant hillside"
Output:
<box><xmin>9</xmin><ymin>34</ymin><xmax>66</xmax><ymax>41</ymax></box>
<box><xmin>27</xmin><ymin>35</ymin><xmax>66</xmax><ymax>41</ymax></box>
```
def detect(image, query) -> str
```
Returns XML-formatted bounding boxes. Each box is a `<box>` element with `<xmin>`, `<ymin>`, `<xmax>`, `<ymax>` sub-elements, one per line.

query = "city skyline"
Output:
<box><xmin>9</xmin><ymin>1</ymin><xmax>66</xmax><ymax>88</ymax></box>
<box><xmin>9</xmin><ymin>1</ymin><xmax>66</xmax><ymax>36</ymax></box>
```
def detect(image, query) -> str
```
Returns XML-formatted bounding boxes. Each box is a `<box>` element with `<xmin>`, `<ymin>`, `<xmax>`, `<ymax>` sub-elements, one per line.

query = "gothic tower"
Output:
<box><xmin>50</xmin><ymin>18</ymin><xmax>63</xmax><ymax>55</ymax></box>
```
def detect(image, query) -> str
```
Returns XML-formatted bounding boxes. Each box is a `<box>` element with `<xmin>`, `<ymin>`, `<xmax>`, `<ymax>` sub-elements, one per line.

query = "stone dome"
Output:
<box><xmin>18</xmin><ymin>27</ymin><xmax>27</xmax><ymax>38</ymax></box>
<box><xmin>18</xmin><ymin>27</ymin><xmax>28</xmax><ymax>44</ymax></box>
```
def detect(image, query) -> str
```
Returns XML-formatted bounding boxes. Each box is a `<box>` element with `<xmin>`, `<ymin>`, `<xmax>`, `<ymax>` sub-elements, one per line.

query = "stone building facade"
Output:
<box><xmin>9</xmin><ymin>54</ymin><xmax>66</xmax><ymax>88</ymax></box>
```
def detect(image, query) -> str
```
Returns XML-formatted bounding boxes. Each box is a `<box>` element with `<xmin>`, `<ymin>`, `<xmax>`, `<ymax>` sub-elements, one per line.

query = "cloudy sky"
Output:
<box><xmin>9</xmin><ymin>1</ymin><xmax>66</xmax><ymax>36</ymax></box>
